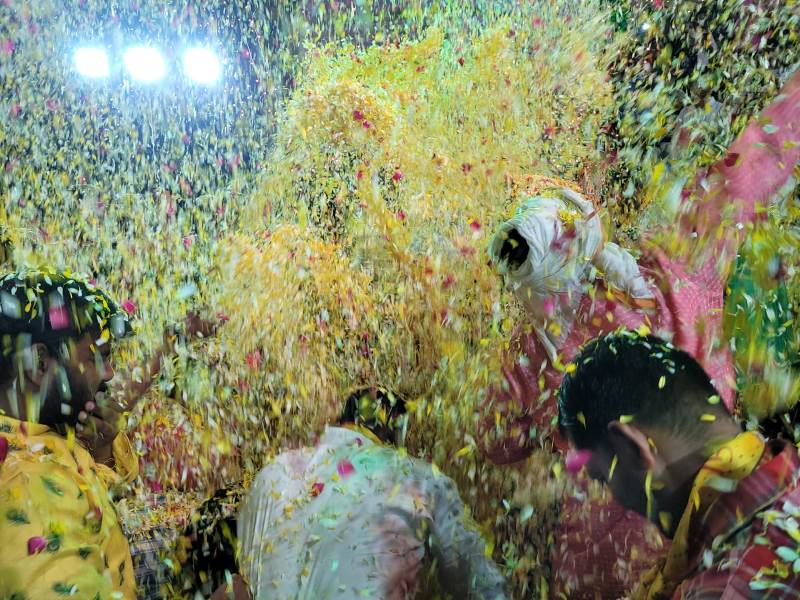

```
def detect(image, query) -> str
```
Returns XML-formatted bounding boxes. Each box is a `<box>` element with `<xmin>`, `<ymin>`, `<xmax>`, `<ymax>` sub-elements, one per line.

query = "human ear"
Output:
<box><xmin>22</xmin><ymin>343</ymin><xmax>53</xmax><ymax>387</ymax></box>
<box><xmin>607</xmin><ymin>420</ymin><xmax>656</xmax><ymax>471</ymax></box>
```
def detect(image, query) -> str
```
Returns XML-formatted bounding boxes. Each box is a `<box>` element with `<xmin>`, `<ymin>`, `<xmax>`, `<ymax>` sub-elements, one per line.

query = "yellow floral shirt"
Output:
<box><xmin>0</xmin><ymin>416</ymin><xmax>137</xmax><ymax>600</ymax></box>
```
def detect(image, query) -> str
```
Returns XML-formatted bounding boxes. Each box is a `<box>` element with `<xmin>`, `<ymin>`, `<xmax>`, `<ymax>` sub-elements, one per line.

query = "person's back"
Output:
<box><xmin>669</xmin><ymin>436</ymin><xmax>800</xmax><ymax>598</ymax></box>
<box><xmin>239</xmin><ymin>426</ymin><xmax>506</xmax><ymax>600</ymax></box>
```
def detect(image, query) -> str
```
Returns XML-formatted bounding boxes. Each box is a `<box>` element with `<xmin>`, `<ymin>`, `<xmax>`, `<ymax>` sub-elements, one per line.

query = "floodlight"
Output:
<box><xmin>74</xmin><ymin>47</ymin><xmax>110</xmax><ymax>78</ymax></box>
<box><xmin>123</xmin><ymin>46</ymin><xmax>167</xmax><ymax>82</ymax></box>
<box><xmin>182</xmin><ymin>47</ymin><xmax>222</xmax><ymax>84</ymax></box>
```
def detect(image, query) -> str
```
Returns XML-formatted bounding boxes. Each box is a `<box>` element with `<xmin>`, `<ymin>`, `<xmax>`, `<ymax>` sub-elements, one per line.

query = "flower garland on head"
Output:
<box><xmin>0</xmin><ymin>266</ymin><xmax>133</xmax><ymax>350</ymax></box>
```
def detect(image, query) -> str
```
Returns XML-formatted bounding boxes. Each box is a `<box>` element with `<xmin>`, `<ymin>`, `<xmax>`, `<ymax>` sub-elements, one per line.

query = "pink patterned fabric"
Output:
<box><xmin>553</xmin><ymin>489</ymin><xmax>666</xmax><ymax>599</ymax></box>
<box><xmin>482</xmin><ymin>69</ymin><xmax>800</xmax><ymax>599</ymax></box>
<box><xmin>490</xmin><ymin>248</ymin><xmax>727</xmax><ymax>599</ymax></box>
<box><xmin>673</xmin><ymin>440</ymin><xmax>800</xmax><ymax>599</ymax></box>
<box><xmin>483</xmin><ymin>245</ymin><xmax>735</xmax><ymax>464</ymax></box>
<box><xmin>483</xmin><ymin>67</ymin><xmax>800</xmax><ymax>461</ymax></box>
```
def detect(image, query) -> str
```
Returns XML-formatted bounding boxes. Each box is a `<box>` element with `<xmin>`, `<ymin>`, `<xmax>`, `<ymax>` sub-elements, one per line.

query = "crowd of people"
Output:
<box><xmin>0</xmin><ymin>55</ymin><xmax>797</xmax><ymax>599</ymax></box>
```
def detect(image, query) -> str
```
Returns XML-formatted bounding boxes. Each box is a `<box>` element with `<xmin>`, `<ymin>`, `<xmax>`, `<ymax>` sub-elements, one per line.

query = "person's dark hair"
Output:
<box><xmin>497</xmin><ymin>228</ymin><xmax>530</xmax><ymax>271</ymax></box>
<box><xmin>559</xmin><ymin>330</ymin><xmax>727</xmax><ymax>449</ymax></box>
<box><xmin>0</xmin><ymin>268</ymin><xmax>132</xmax><ymax>380</ymax></box>
<box><xmin>339</xmin><ymin>386</ymin><xmax>407</xmax><ymax>445</ymax></box>
<box><xmin>173</xmin><ymin>484</ymin><xmax>243</xmax><ymax>597</ymax></box>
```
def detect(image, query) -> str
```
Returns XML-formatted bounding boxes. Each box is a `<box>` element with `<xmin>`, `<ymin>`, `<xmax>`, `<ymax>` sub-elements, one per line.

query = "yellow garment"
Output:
<box><xmin>0</xmin><ymin>416</ymin><xmax>137</xmax><ymax>600</ymax></box>
<box><xmin>631</xmin><ymin>431</ymin><xmax>766</xmax><ymax>600</ymax></box>
<box><xmin>100</xmin><ymin>431</ymin><xmax>139</xmax><ymax>493</ymax></box>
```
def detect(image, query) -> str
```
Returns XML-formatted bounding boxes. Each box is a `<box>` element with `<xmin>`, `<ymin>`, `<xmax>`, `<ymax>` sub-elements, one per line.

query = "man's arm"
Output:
<box><xmin>79</xmin><ymin>311</ymin><xmax>219</xmax><ymax>470</ymax></box>
<box><xmin>478</xmin><ymin>324</ymin><xmax>564</xmax><ymax>463</ymax></box>
<box><xmin>111</xmin><ymin>311</ymin><xmax>219</xmax><ymax>411</ymax></box>
<box><xmin>237</xmin><ymin>456</ymin><xmax>296</xmax><ymax>597</ymax></box>
<box><xmin>677</xmin><ymin>68</ymin><xmax>800</xmax><ymax>280</ymax></box>
<box><xmin>425</xmin><ymin>472</ymin><xmax>509</xmax><ymax>600</ymax></box>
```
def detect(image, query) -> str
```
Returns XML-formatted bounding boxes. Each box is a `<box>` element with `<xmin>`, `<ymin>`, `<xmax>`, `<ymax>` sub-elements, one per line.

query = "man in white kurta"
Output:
<box><xmin>238</xmin><ymin>425</ymin><xmax>507</xmax><ymax>599</ymax></box>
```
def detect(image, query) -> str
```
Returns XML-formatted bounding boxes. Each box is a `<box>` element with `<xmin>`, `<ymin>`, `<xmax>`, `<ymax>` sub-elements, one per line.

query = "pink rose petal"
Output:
<box><xmin>121</xmin><ymin>300</ymin><xmax>136</xmax><ymax>315</ymax></box>
<box><xmin>246</xmin><ymin>350</ymin><xmax>262</xmax><ymax>370</ymax></box>
<box><xmin>27</xmin><ymin>536</ymin><xmax>47</xmax><ymax>555</ymax></box>
<box><xmin>565</xmin><ymin>449</ymin><xmax>592</xmax><ymax>475</ymax></box>
<box><xmin>48</xmin><ymin>305</ymin><xmax>69</xmax><ymax>330</ymax></box>
<box><xmin>336</xmin><ymin>459</ymin><xmax>355</xmax><ymax>478</ymax></box>
<box><xmin>310</xmin><ymin>482</ymin><xmax>324</xmax><ymax>497</ymax></box>
<box><xmin>0</xmin><ymin>436</ymin><xmax>7</xmax><ymax>462</ymax></box>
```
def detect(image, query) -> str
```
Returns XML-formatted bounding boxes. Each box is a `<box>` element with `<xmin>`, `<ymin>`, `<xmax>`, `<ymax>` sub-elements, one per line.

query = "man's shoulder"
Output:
<box><xmin>681</xmin><ymin>479</ymin><xmax>800</xmax><ymax>599</ymax></box>
<box><xmin>253</xmin><ymin>446</ymin><xmax>314</xmax><ymax>484</ymax></box>
<box><xmin>1</xmin><ymin>430</ymin><xmax>112</xmax><ymax>504</ymax></box>
<box><xmin>1</xmin><ymin>430</ymin><xmax>80</xmax><ymax>474</ymax></box>
<box><xmin>678</xmin><ymin>540</ymin><xmax>800</xmax><ymax>599</ymax></box>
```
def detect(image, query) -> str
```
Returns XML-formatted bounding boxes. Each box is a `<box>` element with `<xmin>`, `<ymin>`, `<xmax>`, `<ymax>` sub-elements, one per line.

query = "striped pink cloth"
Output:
<box><xmin>673</xmin><ymin>440</ymin><xmax>800</xmax><ymax>599</ymax></box>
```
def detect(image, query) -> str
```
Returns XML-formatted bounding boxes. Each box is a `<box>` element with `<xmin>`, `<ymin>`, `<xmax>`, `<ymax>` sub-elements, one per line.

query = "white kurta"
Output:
<box><xmin>238</xmin><ymin>427</ymin><xmax>507</xmax><ymax>600</ymax></box>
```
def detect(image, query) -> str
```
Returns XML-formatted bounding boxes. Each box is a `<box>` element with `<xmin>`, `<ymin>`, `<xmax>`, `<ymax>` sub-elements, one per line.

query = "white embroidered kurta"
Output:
<box><xmin>238</xmin><ymin>427</ymin><xmax>507</xmax><ymax>600</ymax></box>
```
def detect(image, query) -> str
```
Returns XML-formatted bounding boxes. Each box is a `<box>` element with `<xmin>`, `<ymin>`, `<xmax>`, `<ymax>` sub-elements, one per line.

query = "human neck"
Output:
<box><xmin>650</xmin><ymin>421</ymin><xmax>743</xmax><ymax>537</ymax></box>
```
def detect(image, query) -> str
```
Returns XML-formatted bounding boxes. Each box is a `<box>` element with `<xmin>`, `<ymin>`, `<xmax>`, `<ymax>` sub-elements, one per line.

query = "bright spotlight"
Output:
<box><xmin>74</xmin><ymin>47</ymin><xmax>110</xmax><ymax>78</ymax></box>
<box><xmin>123</xmin><ymin>46</ymin><xmax>167</xmax><ymax>83</ymax></box>
<box><xmin>182</xmin><ymin>47</ymin><xmax>222</xmax><ymax>84</ymax></box>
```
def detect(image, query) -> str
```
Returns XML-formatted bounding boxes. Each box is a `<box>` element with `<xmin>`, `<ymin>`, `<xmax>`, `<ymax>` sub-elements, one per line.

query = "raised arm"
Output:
<box><xmin>678</xmin><ymin>68</ymin><xmax>800</xmax><ymax>278</ymax></box>
<box><xmin>478</xmin><ymin>323</ymin><xmax>566</xmax><ymax>463</ymax></box>
<box><xmin>81</xmin><ymin>311</ymin><xmax>219</xmax><ymax>469</ymax></box>
<box><xmin>111</xmin><ymin>311</ymin><xmax>218</xmax><ymax>410</ymax></box>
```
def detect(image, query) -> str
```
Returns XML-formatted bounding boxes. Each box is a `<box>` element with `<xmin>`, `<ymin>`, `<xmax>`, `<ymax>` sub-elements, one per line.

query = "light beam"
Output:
<box><xmin>182</xmin><ymin>47</ymin><xmax>222</xmax><ymax>84</ymax></box>
<box><xmin>123</xmin><ymin>46</ymin><xmax>167</xmax><ymax>83</ymax></box>
<box><xmin>74</xmin><ymin>47</ymin><xmax>110</xmax><ymax>78</ymax></box>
